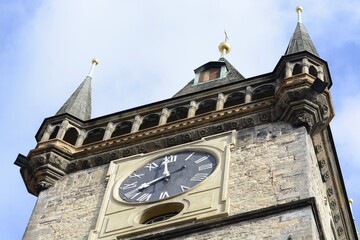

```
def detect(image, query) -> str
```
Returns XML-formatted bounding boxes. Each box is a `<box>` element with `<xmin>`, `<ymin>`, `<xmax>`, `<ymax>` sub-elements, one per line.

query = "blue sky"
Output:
<box><xmin>1</xmin><ymin>1</ymin><xmax>359</xmax><ymax>239</ymax></box>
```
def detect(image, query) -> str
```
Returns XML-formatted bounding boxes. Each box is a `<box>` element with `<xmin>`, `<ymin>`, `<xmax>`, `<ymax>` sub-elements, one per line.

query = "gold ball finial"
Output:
<box><xmin>219</xmin><ymin>42</ymin><xmax>231</xmax><ymax>55</ymax></box>
<box><xmin>92</xmin><ymin>58</ymin><xmax>99</xmax><ymax>65</ymax></box>
<box><xmin>349</xmin><ymin>198</ymin><xmax>354</xmax><ymax>204</ymax></box>
<box><xmin>296</xmin><ymin>6</ymin><xmax>303</xmax><ymax>13</ymax></box>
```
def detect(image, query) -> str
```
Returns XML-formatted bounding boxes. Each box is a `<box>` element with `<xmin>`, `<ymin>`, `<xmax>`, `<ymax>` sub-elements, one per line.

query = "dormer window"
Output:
<box><xmin>199</xmin><ymin>67</ymin><xmax>221</xmax><ymax>83</ymax></box>
<box><xmin>194</xmin><ymin>61</ymin><xmax>227</xmax><ymax>85</ymax></box>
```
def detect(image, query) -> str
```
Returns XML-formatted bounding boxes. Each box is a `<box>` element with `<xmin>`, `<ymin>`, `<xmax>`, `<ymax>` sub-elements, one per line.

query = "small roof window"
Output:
<box><xmin>194</xmin><ymin>61</ymin><xmax>227</xmax><ymax>85</ymax></box>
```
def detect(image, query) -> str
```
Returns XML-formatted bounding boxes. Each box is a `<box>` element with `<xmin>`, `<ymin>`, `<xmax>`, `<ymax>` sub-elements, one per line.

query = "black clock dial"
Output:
<box><xmin>119</xmin><ymin>151</ymin><xmax>217</xmax><ymax>203</ymax></box>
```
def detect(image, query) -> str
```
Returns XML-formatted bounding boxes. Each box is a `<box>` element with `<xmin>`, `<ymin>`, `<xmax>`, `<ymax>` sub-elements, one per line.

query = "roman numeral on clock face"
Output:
<box><xmin>184</xmin><ymin>152</ymin><xmax>195</xmax><ymax>161</ymax></box>
<box><xmin>124</xmin><ymin>189</ymin><xmax>141</xmax><ymax>199</ymax></box>
<box><xmin>122</xmin><ymin>181</ymin><xmax>138</xmax><ymax>190</ymax></box>
<box><xmin>180</xmin><ymin>185</ymin><xmax>190</xmax><ymax>192</ymax></box>
<box><xmin>137</xmin><ymin>193</ymin><xmax>152</xmax><ymax>202</ymax></box>
<box><xmin>194</xmin><ymin>155</ymin><xmax>209</xmax><ymax>164</ymax></box>
<box><xmin>163</xmin><ymin>155</ymin><xmax>177</xmax><ymax>163</ymax></box>
<box><xmin>198</xmin><ymin>163</ymin><xmax>213</xmax><ymax>171</ymax></box>
<box><xmin>159</xmin><ymin>191</ymin><xmax>169</xmax><ymax>199</ymax></box>
<box><xmin>145</xmin><ymin>162</ymin><xmax>158</xmax><ymax>171</ymax></box>
<box><xmin>190</xmin><ymin>173</ymin><xmax>208</xmax><ymax>182</ymax></box>
<box><xmin>129</xmin><ymin>173</ymin><xmax>144</xmax><ymax>179</ymax></box>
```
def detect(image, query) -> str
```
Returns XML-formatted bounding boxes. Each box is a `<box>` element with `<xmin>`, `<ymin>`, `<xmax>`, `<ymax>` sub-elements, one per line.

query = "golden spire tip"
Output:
<box><xmin>296</xmin><ymin>6</ymin><xmax>303</xmax><ymax>13</ymax></box>
<box><xmin>218</xmin><ymin>30</ymin><xmax>231</xmax><ymax>56</ymax></box>
<box><xmin>92</xmin><ymin>58</ymin><xmax>99</xmax><ymax>65</ymax></box>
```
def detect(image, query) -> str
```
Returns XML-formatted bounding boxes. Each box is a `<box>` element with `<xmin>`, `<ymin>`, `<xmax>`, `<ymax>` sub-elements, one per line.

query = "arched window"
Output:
<box><xmin>111</xmin><ymin>121</ymin><xmax>132</xmax><ymax>138</ymax></box>
<box><xmin>195</xmin><ymin>99</ymin><xmax>216</xmax><ymax>116</ymax></box>
<box><xmin>49</xmin><ymin>126</ymin><xmax>60</xmax><ymax>140</ymax></box>
<box><xmin>309</xmin><ymin>65</ymin><xmax>318</xmax><ymax>78</ymax></box>
<box><xmin>252</xmin><ymin>85</ymin><xmax>275</xmax><ymax>101</ymax></box>
<box><xmin>83</xmin><ymin>128</ymin><xmax>105</xmax><ymax>145</ymax></box>
<box><xmin>167</xmin><ymin>107</ymin><xmax>188</xmax><ymax>123</ymax></box>
<box><xmin>292</xmin><ymin>63</ymin><xmax>302</xmax><ymax>76</ymax></box>
<box><xmin>139</xmin><ymin>114</ymin><xmax>160</xmax><ymax>130</ymax></box>
<box><xmin>224</xmin><ymin>92</ymin><xmax>245</xmax><ymax>108</ymax></box>
<box><xmin>63</xmin><ymin>127</ymin><xmax>78</xmax><ymax>145</ymax></box>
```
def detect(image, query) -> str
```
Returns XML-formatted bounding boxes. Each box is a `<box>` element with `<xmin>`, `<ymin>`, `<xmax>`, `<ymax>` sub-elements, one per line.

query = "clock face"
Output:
<box><xmin>119</xmin><ymin>151</ymin><xmax>217</xmax><ymax>203</ymax></box>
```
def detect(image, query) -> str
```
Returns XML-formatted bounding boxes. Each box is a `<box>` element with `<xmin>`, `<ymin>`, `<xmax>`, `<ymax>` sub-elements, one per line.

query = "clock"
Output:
<box><xmin>119</xmin><ymin>151</ymin><xmax>217</xmax><ymax>203</ymax></box>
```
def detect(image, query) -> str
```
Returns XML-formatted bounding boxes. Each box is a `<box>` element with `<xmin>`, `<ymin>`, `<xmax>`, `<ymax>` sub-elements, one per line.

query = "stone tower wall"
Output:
<box><xmin>23</xmin><ymin>122</ymin><xmax>333</xmax><ymax>239</ymax></box>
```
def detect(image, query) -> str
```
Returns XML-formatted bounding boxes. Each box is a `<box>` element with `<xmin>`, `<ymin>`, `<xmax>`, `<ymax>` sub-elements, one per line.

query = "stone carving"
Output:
<box><xmin>137</xmin><ymin>145</ymin><xmax>147</xmax><ymax>153</ymax></box>
<box><xmin>327</xmin><ymin>187</ymin><xmax>333</xmax><ymax>196</ymax></box>
<box><xmin>182</xmin><ymin>132</ymin><xmax>192</xmax><ymax>142</ymax></box>
<box><xmin>242</xmin><ymin>117</ymin><xmax>254</xmax><ymax>127</ymax></box>
<box><xmin>330</xmin><ymin>201</ymin><xmax>337</xmax><ymax>210</ymax></box>
<box><xmin>82</xmin><ymin>160</ymin><xmax>91</xmax><ymax>169</ymax></box>
<box><xmin>36</xmin><ymin>181</ymin><xmax>53</xmax><ymax>192</ymax></box>
<box><xmin>337</xmin><ymin>227</ymin><xmax>344</xmax><ymax>236</ymax></box>
<box><xmin>315</xmin><ymin>145</ymin><xmax>323</xmax><ymax>154</ymax></box>
<box><xmin>318</xmin><ymin>160</ymin><xmax>326</xmax><ymax>169</ymax></box>
<box><xmin>322</xmin><ymin>171</ymin><xmax>330</xmax><ymax>182</ymax></box>
<box><xmin>293</xmin><ymin>114</ymin><xmax>314</xmax><ymax>132</ymax></box>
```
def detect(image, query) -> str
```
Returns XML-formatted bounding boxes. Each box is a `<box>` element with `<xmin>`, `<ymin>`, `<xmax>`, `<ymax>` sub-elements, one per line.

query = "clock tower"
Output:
<box><xmin>15</xmin><ymin>7</ymin><xmax>358</xmax><ymax>240</ymax></box>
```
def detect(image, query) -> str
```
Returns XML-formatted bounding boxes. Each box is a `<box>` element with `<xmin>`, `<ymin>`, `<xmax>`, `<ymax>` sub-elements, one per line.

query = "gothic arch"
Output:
<box><xmin>63</xmin><ymin>127</ymin><xmax>79</xmax><ymax>145</ymax></box>
<box><xmin>309</xmin><ymin>65</ymin><xmax>318</xmax><ymax>78</ymax></box>
<box><xmin>139</xmin><ymin>114</ymin><xmax>160</xmax><ymax>130</ymax></box>
<box><xmin>167</xmin><ymin>106</ymin><xmax>188</xmax><ymax>123</ymax></box>
<box><xmin>49</xmin><ymin>126</ymin><xmax>60</xmax><ymax>140</ymax></box>
<box><xmin>224</xmin><ymin>91</ymin><xmax>245</xmax><ymax>108</ymax></box>
<box><xmin>83</xmin><ymin>128</ymin><xmax>106</xmax><ymax>145</ymax></box>
<box><xmin>196</xmin><ymin>99</ymin><xmax>217</xmax><ymax>116</ymax></box>
<box><xmin>252</xmin><ymin>84</ymin><xmax>275</xmax><ymax>101</ymax></box>
<box><xmin>112</xmin><ymin>121</ymin><xmax>132</xmax><ymax>138</ymax></box>
<box><xmin>292</xmin><ymin>63</ymin><xmax>302</xmax><ymax>76</ymax></box>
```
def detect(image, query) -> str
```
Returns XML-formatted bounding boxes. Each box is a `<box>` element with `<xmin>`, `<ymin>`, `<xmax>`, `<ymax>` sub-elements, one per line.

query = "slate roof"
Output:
<box><xmin>56</xmin><ymin>76</ymin><xmax>92</xmax><ymax>121</ymax></box>
<box><xmin>173</xmin><ymin>57</ymin><xmax>245</xmax><ymax>97</ymax></box>
<box><xmin>285</xmin><ymin>22</ymin><xmax>319</xmax><ymax>57</ymax></box>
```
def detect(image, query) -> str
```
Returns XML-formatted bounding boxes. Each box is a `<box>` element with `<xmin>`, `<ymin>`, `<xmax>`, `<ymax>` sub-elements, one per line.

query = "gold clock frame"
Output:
<box><xmin>89</xmin><ymin>131</ymin><xmax>235</xmax><ymax>240</ymax></box>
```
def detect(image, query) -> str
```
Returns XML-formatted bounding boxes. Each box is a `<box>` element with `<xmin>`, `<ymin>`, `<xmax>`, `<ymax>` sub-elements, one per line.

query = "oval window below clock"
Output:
<box><xmin>135</xmin><ymin>202</ymin><xmax>184</xmax><ymax>225</ymax></box>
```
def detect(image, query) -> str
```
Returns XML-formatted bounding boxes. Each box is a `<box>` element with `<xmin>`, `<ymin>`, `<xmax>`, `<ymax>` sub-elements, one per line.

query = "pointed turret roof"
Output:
<box><xmin>55</xmin><ymin>59</ymin><xmax>98</xmax><ymax>121</ymax></box>
<box><xmin>285</xmin><ymin>6</ymin><xmax>319</xmax><ymax>57</ymax></box>
<box><xmin>56</xmin><ymin>76</ymin><xmax>92</xmax><ymax>121</ymax></box>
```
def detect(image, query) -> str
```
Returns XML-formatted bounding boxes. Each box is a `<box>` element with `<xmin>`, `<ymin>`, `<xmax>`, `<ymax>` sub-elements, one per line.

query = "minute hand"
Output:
<box><xmin>137</xmin><ymin>165</ymin><xmax>186</xmax><ymax>190</ymax></box>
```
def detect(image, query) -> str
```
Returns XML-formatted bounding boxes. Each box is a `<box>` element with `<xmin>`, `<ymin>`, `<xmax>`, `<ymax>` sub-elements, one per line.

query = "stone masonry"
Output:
<box><xmin>23</xmin><ymin>122</ymin><xmax>335</xmax><ymax>239</ymax></box>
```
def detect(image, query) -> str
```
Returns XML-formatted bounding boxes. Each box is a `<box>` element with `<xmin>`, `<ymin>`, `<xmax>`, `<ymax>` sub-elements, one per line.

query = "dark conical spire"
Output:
<box><xmin>56</xmin><ymin>59</ymin><xmax>99</xmax><ymax>121</ymax></box>
<box><xmin>285</xmin><ymin>6</ymin><xmax>319</xmax><ymax>57</ymax></box>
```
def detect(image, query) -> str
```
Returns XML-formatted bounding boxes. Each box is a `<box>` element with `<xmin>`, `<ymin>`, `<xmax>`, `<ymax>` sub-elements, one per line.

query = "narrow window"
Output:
<box><xmin>292</xmin><ymin>63</ymin><xmax>302</xmax><ymax>76</ymax></box>
<box><xmin>196</xmin><ymin>99</ymin><xmax>216</xmax><ymax>116</ymax></box>
<box><xmin>167</xmin><ymin>107</ymin><xmax>188</xmax><ymax>123</ymax></box>
<box><xmin>49</xmin><ymin>126</ymin><xmax>60</xmax><ymax>140</ymax></box>
<box><xmin>63</xmin><ymin>127</ymin><xmax>78</xmax><ymax>145</ymax></box>
<box><xmin>139</xmin><ymin>114</ymin><xmax>160</xmax><ymax>130</ymax></box>
<box><xmin>309</xmin><ymin>65</ymin><xmax>318</xmax><ymax>78</ymax></box>
<box><xmin>111</xmin><ymin>121</ymin><xmax>132</xmax><ymax>138</ymax></box>
<box><xmin>224</xmin><ymin>92</ymin><xmax>245</xmax><ymax>108</ymax></box>
<box><xmin>83</xmin><ymin>128</ymin><xmax>105</xmax><ymax>145</ymax></box>
<box><xmin>252</xmin><ymin>85</ymin><xmax>274</xmax><ymax>101</ymax></box>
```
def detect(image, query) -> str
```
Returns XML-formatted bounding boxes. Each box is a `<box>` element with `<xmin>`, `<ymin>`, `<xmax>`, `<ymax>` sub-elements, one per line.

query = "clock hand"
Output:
<box><xmin>137</xmin><ymin>165</ymin><xmax>186</xmax><ymax>190</ymax></box>
<box><xmin>162</xmin><ymin>157</ymin><xmax>170</xmax><ymax>177</ymax></box>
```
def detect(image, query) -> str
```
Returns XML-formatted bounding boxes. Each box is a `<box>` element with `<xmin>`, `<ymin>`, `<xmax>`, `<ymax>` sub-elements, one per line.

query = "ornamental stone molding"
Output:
<box><xmin>274</xmin><ymin>73</ymin><xmax>333</xmax><ymax>135</ymax></box>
